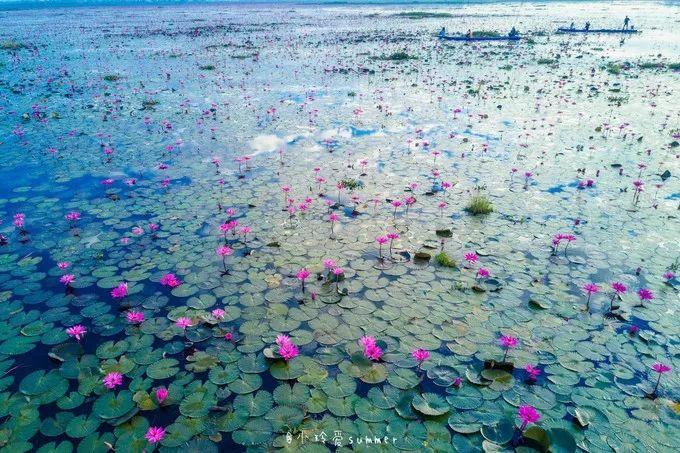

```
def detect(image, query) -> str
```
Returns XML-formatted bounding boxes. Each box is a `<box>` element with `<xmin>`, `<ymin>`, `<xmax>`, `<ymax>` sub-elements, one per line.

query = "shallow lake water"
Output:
<box><xmin>0</xmin><ymin>1</ymin><xmax>678</xmax><ymax>452</ymax></box>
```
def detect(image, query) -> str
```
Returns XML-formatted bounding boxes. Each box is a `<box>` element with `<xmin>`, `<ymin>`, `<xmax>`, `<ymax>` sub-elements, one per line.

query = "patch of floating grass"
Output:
<box><xmin>340</xmin><ymin>178</ymin><xmax>364</xmax><ymax>190</ymax></box>
<box><xmin>395</xmin><ymin>11</ymin><xmax>454</xmax><ymax>19</ymax></box>
<box><xmin>605</xmin><ymin>62</ymin><xmax>621</xmax><ymax>75</ymax></box>
<box><xmin>103</xmin><ymin>74</ymin><xmax>121</xmax><ymax>82</ymax></box>
<box><xmin>199</xmin><ymin>64</ymin><xmax>215</xmax><ymax>70</ymax></box>
<box><xmin>435</xmin><ymin>252</ymin><xmax>457</xmax><ymax>268</ymax></box>
<box><xmin>537</xmin><ymin>58</ymin><xmax>557</xmax><ymax>65</ymax></box>
<box><xmin>1</xmin><ymin>40</ymin><xmax>25</xmax><ymax>50</ymax></box>
<box><xmin>499</xmin><ymin>64</ymin><xmax>513</xmax><ymax>70</ymax></box>
<box><xmin>668</xmin><ymin>63</ymin><xmax>680</xmax><ymax>70</ymax></box>
<box><xmin>378</xmin><ymin>52</ymin><xmax>415</xmax><ymax>61</ymax></box>
<box><xmin>465</xmin><ymin>195</ymin><xmax>493</xmax><ymax>215</ymax></box>
<box><xmin>142</xmin><ymin>99</ymin><xmax>160</xmax><ymax>110</ymax></box>
<box><xmin>638</xmin><ymin>61</ymin><xmax>664</xmax><ymax>69</ymax></box>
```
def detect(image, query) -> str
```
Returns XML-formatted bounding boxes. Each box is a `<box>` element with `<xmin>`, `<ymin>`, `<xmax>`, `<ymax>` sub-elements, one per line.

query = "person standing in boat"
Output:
<box><xmin>466</xmin><ymin>29</ymin><xmax>473</xmax><ymax>38</ymax></box>
<box><xmin>623</xmin><ymin>16</ymin><xmax>630</xmax><ymax>30</ymax></box>
<box><xmin>439</xmin><ymin>27</ymin><xmax>446</xmax><ymax>37</ymax></box>
<box><xmin>570</xmin><ymin>22</ymin><xmax>575</xmax><ymax>30</ymax></box>
<box><xmin>509</xmin><ymin>27</ymin><xmax>518</xmax><ymax>37</ymax></box>
<box><xmin>584</xmin><ymin>21</ymin><xmax>591</xmax><ymax>31</ymax></box>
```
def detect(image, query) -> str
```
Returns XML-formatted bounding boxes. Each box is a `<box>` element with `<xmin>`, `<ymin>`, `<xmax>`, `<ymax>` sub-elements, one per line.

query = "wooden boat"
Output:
<box><xmin>556</xmin><ymin>28</ymin><xmax>641</xmax><ymax>34</ymax></box>
<box><xmin>439</xmin><ymin>34</ymin><xmax>521</xmax><ymax>42</ymax></box>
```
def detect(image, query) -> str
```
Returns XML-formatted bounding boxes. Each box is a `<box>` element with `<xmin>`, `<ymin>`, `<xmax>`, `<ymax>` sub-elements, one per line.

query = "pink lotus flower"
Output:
<box><xmin>65</xmin><ymin>211</ymin><xmax>81</xmax><ymax>222</ymax></box>
<box><xmin>57</xmin><ymin>262</ymin><xmax>70</xmax><ymax>270</ymax></box>
<box><xmin>296</xmin><ymin>268</ymin><xmax>310</xmax><ymax>281</ymax></box>
<box><xmin>332</xmin><ymin>267</ymin><xmax>344</xmax><ymax>276</ymax></box>
<box><xmin>651</xmin><ymin>363</ymin><xmax>671</xmax><ymax>395</ymax></box>
<box><xmin>476</xmin><ymin>267</ymin><xmax>490</xmax><ymax>279</ymax></box>
<box><xmin>66</xmin><ymin>325</ymin><xmax>86</xmax><ymax>341</ymax></box>
<box><xmin>582</xmin><ymin>282</ymin><xmax>599</xmax><ymax>295</ymax></box>
<box><xmin>155</xmin><ymin>387</ymin><xmax>168</xmax><ymax>404</ymax></box>
<box><xmin>212</xmin><ymin>308</ymin><xmax>226</xmax><ymax>320</ymax></box>
<box><xmin>175</xmin><ymin>317</ymin><xmax>192</xmax><ymax>330</ymax></box>
<box><xmin>359</xmin><ymin>336</ymin><xmax>376</xmax><ymax>348</ymax></box>
<box><xmin>464</xmin><ymin>252</ymin><xmax>478</xmax><ymax>266</ymax></box>
<box><xmin>412</xmin><ymin>349</ymin><xmax>430</xmax><ymax>365</ymax></box>
<box><xmin>275</xmin><ymin>334</ymin><xmax>299</xmax><ymax>361</ymax></box>
<box><xmin>637</xmin><ymin>288</ymin><xmax>654</xmax><ymax>303</ymax></box>
<box><xmin>103</xmin><ymin>372</ymin><xmax>123</xmax><ymax>389</ymax></box>
<box><xmin>611</xmin><ymin>282</ymin><xmax>627</xmax><ymax>294</ymax></box>
<box><xmin>216</xmin><ymin>245</ymin><xmax>232</xmax><ymax>257</ymax></box>
<box><xmin>524</xmin><ymin>364</ymin><xmax>541</xmax><ymax>380</ymax></box>
<box><xmin>160</xmin><ymin>273</ymin><xmax>181</xmax><ymax>288</ymax></box>
<box><xmin>499</xmin><ymin>335</ymin><xmax>518</xmax><ymax>362</ymax></box>
<box><xmin>663</xmin><ymin>271</ymin><xmax>675</xmax><ymax>281</ymax></box>
<box><xmin>13</xmin><ymin>213</ymin><xmax>25</xmax><ymax>228</ymax></box>
<box><xmin>376</xmin><ymin>236</ymin><xmax>388</xmax><ymax>245</ymax></box>
<box><xmin>224</xmin><ymin>332</ymin><xmax>233</xmax><ymax>341</ymax></box>
<box><xmin>652</xmin><ymin>363</ymin><xmax>671</xmax><ymax>374</ymax></box>
<box><xmin>111</xmin><ymin>282</ymin><xmax>128</xmax><ymax>299</ymax></box>
<box><xmin>518</xmin><ymin>405</ymin><xmax>541</xmax><ymax>430</ymax></box>
<box><xmin>323</xmin><ymin>259</ymin><xmax>336</xmax><ymax>269</ymax></box>
<box><xmin>126</xmin><ymin>311</ymin><xmax>144</xmax><ymax>324</ymax></box>
<box><xmin>363</xmin><ymin>343</ymin><xmax>383</xmax><ymax>361</ymax></box>
<box><xmin>453</xmin><ymin>377</ymin><xmax>463</xmax><ymax>388</ymax></box>
<box><xmin>60</xmin><ymin>274</ymin><xmax>75</xmax><ymax>286</ymax></box>
<box><xmin>145</xmin><ymin>427</ymin><xmax>166</xmax><ymax>444</ymax></box>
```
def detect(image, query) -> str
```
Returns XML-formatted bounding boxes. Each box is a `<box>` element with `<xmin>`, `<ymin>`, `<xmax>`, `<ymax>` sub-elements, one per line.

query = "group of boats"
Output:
<box><xmin>438</xmin><ymin>22</ymin><xmax>641</xmax><ymax>42</ymax></box>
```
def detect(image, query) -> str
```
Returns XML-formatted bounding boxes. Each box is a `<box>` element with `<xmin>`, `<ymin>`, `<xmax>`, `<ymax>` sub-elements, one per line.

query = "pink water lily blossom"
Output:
<box><xmin>160</xmin><ymin>273</ymin><xmax>181</xmax><ymax>288</ymax></box>
<box><xmin>359</xmin><ymin>336</ymin><xmax>382</xmax><ymax>361</ymax></box>
<box><xmin>111</xmin><ymin>282</ymin><xmax>128</xmax><ymax>299</ymax></box>
<box><xmin>60</xmin><ymin>274</ymin><xmax>75</xmax><ymax>286</ymax></box>
<box><xmin>651</xmin><ymin>363</ymin><xmax>671</xmax><ymax>395</ymax></box>
<box><xmin>126</xmin><ymin>311</ymin><xmax>144</xmax><ymax>324</ymax></box>
<box><xmin>637</xmin><ymin>288</ymin><xmax>654</xmax><ymax>304</ymax></box>
<box><xmin>518</xmin><ymin>405</ymin><xmax>541</xmax><ymax>430</ymax></box>
<box><xmin>296</xmin><ymin>268</ymin><xmax>311</xmax><ymax>292</ymax></box>
<box><xmin>175</xmin><ymin>317</ymin><xmax>192</xmax><ymax>329</ymax></box>
<box><xmin>211</xmin><ymin>308</ymin><xmax>226</xmax><ymax>320</ymax></box>
<box><xmin>103</xmin><ymin>372</ymin><xmax>123</xmax><ymax>389</ymax></box>
<box><xmin>66</xmin><ymin>325</ymin><xmax>86</xmax><ymax>341</ymax></box>
<box><xmin>499</xmin><ymin>335</ymin><xmax>518</xmax><ymax>362</ymax></box>
<box><xmin>145</xmin><ymin>427</ymin><xmax>166</xmax><ymax>444</ymax></box>
<box><xmin>275</xmin><ymin>334</ymin><xmax>299</xmax><ymax>361</ymax></box>
<box><xmin>155</xmin><ymin>387</ymin><xmax>168</xmax><ymax>404</ymax></box>
<box><xmin>412</xmin><ymin>349</ymin><xmax>430</xmax><ymax>366</ymax></box>
<box><xmin>524</xmin><ymin>364</ymin><xmax>541</xmax><ymax>380</ymax></box>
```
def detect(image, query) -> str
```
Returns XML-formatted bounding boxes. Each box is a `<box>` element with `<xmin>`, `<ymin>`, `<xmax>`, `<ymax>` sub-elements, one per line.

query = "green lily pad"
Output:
<box><xmin>232</xmin><ymin>418</ymin><xmax>273</xmax><ymax>446</ymax></box>
<box><xmin>92</xmin><ymin>391</ymin><xmax>135</xmax><ymax>419</ymax></box>
<box><xmin>481</xmin><ymin>419</ymin><xmax>514</xmax><ymax>445</ymax></box>
<box><xmin>146</xmin><ymin>358</ymin><xmax>179</xmax><ymax>379</ymax></box>
<box><xmin>412</xmin><ymin>393</ymin><xmax>450</xmax><ymax>416</ymax></box>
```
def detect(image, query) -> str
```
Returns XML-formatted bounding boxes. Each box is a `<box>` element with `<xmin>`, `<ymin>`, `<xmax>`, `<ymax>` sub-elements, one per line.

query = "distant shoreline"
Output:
<box><xmin>0</xmin><ymin>0</ymin><xmax>668</xmax><ymax>13</ymax></box>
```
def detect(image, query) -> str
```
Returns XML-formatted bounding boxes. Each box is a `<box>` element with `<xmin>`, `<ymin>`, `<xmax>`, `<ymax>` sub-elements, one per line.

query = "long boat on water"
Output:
<box><xmin>439</xmin><ymin>34</ymin><xmax>521</xmax><ymax>42</ymax></box>
<box><xmin>556</xmin><ymin>28</ymin><xmax>641</xmax><ymax>34</ymax></box>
